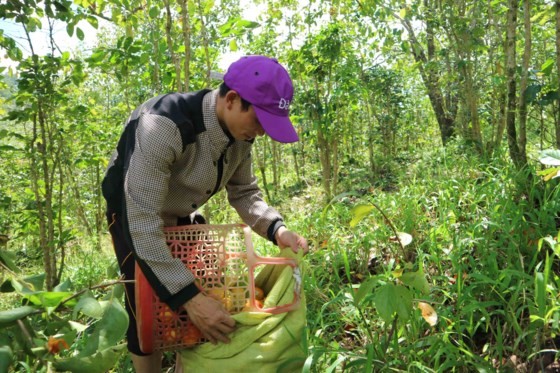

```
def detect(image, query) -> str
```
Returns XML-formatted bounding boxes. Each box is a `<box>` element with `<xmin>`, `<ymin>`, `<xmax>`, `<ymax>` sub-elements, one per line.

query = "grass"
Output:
<box><xmin>301</xmin><ymin>145</ymin><xmax>560</xmax><ymax>371</ymax></box>
<box><xmin>1</xmin><ymin>143</ymin><xmax>559</xmax><ymax>372</ymax></box>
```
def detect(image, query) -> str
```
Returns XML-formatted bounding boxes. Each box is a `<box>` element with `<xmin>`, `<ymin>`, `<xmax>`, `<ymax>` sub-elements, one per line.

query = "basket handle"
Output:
<box><xmin>242</xmin><ymin>226</ymin><xmax>301</xmax><ymax>314</ymax></box>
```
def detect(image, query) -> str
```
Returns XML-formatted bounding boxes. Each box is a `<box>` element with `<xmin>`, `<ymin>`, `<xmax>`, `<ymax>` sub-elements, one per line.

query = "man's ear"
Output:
<box><xmin>225</xmin><ymin>90</ymin><xmax>239</xmax><ymax>108</ymax></box>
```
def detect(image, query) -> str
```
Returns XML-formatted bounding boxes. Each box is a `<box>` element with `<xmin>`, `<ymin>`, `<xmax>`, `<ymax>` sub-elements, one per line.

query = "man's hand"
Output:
<box><xmin>183</xmin><ymin>293</ymin><xmax>236</xmax><ymax>344</ymax></box>
<box><xmin>275</xmin><ymin>226</ymin><xmax>309</xmax><ymax>254</ymax></box>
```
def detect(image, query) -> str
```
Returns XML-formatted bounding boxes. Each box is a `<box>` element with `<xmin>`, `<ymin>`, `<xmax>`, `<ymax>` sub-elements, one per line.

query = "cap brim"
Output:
<box><xmin>254</xmin><ymin>107</ymin><xmax>299</xmax><ymax>143</ymax></box>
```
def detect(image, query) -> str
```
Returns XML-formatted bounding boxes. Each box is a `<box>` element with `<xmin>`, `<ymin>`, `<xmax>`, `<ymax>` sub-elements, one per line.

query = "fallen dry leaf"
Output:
<box><xmin>418</xmin><ymin>301</ymin><xmax>438</xmax><ymax>326</ymax></box>
<box><xmin>389</xmin><ymin>232</ymin><xmax>413</xmax><ymax>246</ymax></box>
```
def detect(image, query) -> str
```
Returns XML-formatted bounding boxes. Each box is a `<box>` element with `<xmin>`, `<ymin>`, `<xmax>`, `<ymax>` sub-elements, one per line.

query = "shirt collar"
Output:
<box><xmin>203</xmin><ymin>90</ymin><xmax>234</xmax><ymax>152</ymax></box>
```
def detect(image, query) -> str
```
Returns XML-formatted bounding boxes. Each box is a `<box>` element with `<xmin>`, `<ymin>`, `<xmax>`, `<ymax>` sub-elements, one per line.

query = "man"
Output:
<box><xmin>102</xmin><ymin>55</ymin><xmax>308</xmax><ymax>372</ymax></box>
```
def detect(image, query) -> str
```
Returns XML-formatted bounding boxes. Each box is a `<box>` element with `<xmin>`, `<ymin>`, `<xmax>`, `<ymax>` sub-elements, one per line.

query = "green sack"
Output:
<box><xmin>181</xmin><ymin>250</ymin><xmax>307</xmax><ymax>373</ymax></box>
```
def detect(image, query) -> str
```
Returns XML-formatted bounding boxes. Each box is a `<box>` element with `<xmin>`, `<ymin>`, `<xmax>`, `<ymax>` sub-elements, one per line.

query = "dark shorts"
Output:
<box><xmin>106</xmin><ymin>212</ymin><xmax>205</xmax><ymax>356</ymax></box>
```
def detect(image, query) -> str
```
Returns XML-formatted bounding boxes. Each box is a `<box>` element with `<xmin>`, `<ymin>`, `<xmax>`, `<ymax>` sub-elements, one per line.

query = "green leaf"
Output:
<box><xmin>87</xmin><ymin>16</ymin><xmax>98</xmax><ymax>29</ymax></box>
<box><xmin>524</xmin><ymin>84</ymin><xmax>542</xmax><ymax>103</ymax></box>
<box><xmin>0</xmin><ymin>250</ymin><xmax>19</xmax><ymax>273</ymax></box>
<box><xmin>86</xmin><ymin>50</ymin><xmax>106</xmax><ymax>64</ymax></box>
<box><xmin>0</xmin><ymin>345</ymin><xmax>12</xmax><ymax>373</ymax></box>
<box><xmin>53</xmin><ymin>344</ymin><xmax>127</xmax><ymax>373</ymax></box>
<box><xmin>536</xmin><ymin>167</ymin><xmax>560</xmax><ymax>181</ymax></box>
<box><xmin>535</xmin><ymin>271</ymin><xmax>546</xmax><ymax>319</ymax></box>
<box><xmin>21</xmin><ymin>273</ymin><xmax>46</xmax><ymax>292</ymax></box>
<box><xmin>321</xmin><ymin>191</ymin><xmax>362</xmax><ymax>220</ymax></box>
<box><xmin>54</xmin><ymin>279</ymin><xmax>72</xmax><ymax>292</ymax></box>
<box><xmin>149</xmin><ymin>7</ymin><xmax>159</xmax><ymax>18</ymax></box>
<box><xmin>79</xmin><ymin>300</ymin><xmax>128</xmax><ymax>356</ymax></box>
<box><xmin>67</xmin><ymin>23</ymin><xmax>75</xmax><ymax>37</ymax></box>
<box><xmin>0</xmin><ymin>306</ymin><xmax>37</xmax><ymax>328</ymax></box>
<box><xmin>350</xmin><ymin>204</ymin><xmax>374</xmax><ymax>227</ymax></box>
<box><xmin>76</xmin><ymin>27</ymin><xmax>84</xmax><ymax>41</ymax></box>
<box><xmin>73</xmin><ymin>295</ymin><xmax>104</xmax><ymax>319</ymax></box>
<box><xmin>538</xmin><ymin>149</ymin><xmax>560</xmax><ymax>166</ymax></box>
<box><xmin>68</xmin><ymin>320</ymin><xmax>88</xmax><ymax>333</ymax></box>
<box><xmin>373</xmin><ymin>283</ymin><xmax>412</xmax><ymax>323</ymax></box>
<box><xmin>541</xmin><ymin>59</ymin><xmax>554</xmax><ymax>76</ymax></box>
<box><xmin>354</xmin><ymin>276</ymin><xmax>378</xmax><ymax>305</ymax></box>
<box><xmin>400</xmin><ymin>267</ymin><xmax>430</xmax><ymax>295</ymax></box>
<box><xmin>229</xmin><ymin>39</ymin><xmax>238</xmax><ymax>51</ymax></box>
<box><xmin>235</xmin><ymin>19</ymin><xmax>260</xmax><ymax>30</ymax></box>
<box><xmin>25</xmin><ymin>291</ymin><xmax>74</xmax><ymax>309</ymax></box>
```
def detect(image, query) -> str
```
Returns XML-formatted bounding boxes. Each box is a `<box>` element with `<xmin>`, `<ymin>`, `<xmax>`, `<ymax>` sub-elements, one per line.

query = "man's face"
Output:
<box><xmin>224</xmin><ymin>93</ymin><xmax>266</xmax><ymax>141</ymax></box>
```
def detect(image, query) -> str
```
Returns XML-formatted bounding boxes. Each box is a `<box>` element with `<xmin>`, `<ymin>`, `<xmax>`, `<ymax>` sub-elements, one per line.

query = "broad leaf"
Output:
<box><xmin>541</xmin><ymin>59</ymin><xmax>554</xmax><ymax>76</ymax></box>
<box><xmin>373</xmin><ymin>283</ymin><xmax>412</xmax><ymax>323</ymax></box>
<box><xmin>73</xmin><ymin>294</ymin><xmax>104</xmax><ymax>319</ymax></box>
<box><xmin>25</xmin><ymin>291</ymin><xmax>74</xmax><ymax>309</ymax></box>
<box><xmin>0</xmin><ymin>345</ymin><xmax>12</xmax><ymax>373</ymax></box>
<box><xmin>0</xmin><ymin>250</ymin><xmax>19</xmax><ymax>273</ymax></box>
<box><xmin>0</xmin><ymin>306</ymin><xmax>37</xmax><ymax>328</ymax></box>
<box><xmin>538</xmin><ymin>149</ymin><xmax>560</xmax><ymax>166</ymax></box>
<box><xmin>350</xmin><ymin>204</ymin><xmax>374</xmax><ymax>227</ymax></box>
<box><xmin>79</xmin><ymin>299</ymin><xmax>128</xmax><ymax>357</ymax></box>
<box><xmin>76</xmin><ymin>27</ymin><xmax>84</xmax><ymax>41</ymax></box>
<box><xmin>53</xmin><ymin>344</ymin><xmax>127</xmax><ymax>373</ymax></box>
<box><xmin>353</xmin><ymin>276</ymin><xmax>378</xmax><ymax>305</ymax></box>
<box><xmin>537</xmin><ymin>167</ymin><xmax>560</xmax><ymax>181</ymax></box>
<box><xmin>400</xmin><ymin>263</ymin><xmax>430</xmax><ymax>295</ymax></box>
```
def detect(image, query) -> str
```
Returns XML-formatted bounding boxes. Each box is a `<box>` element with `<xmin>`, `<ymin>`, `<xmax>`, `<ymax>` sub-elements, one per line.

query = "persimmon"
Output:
<box><xmin>254</xmin><ymin>286</ymin><xmax>264</xmax><ymax>301</ymax></box>
<box><xmin>229</xmin><ymin>287</ymin><xmax>247</xmax><ymax>311</ymax></box>
<box><xmin>242</xmin><ymin>299</ymin><xmax>264</xmax><ymax>312</ymax></box>
<box><xmin>206</xmin><ymin>288</ymin><xmax>234</xmax><ymax>311</ymax></box>
<box><xmin>206</xmin><ymin>288</ymin><xmax>226</xmax><ymax>300</ymax></box>
<box><xmin>182</xmin><ymin>323</ymin><xmax>203</xmax><ymax>347</ymax></box>
<box><xmin>47</xmin><ymin>336</ymin><xmax>69</xmax><ymax>355</ymax></box>
<box><xmin>223</xmin><ymin>294</ymin><xmax>234</xmax><ymax>311</ymax></box>
<box><xmin>157</xmin><ymin>308</ymin><xmax>174</xmax><ymax>322</ymax></box>
<box><xmin>162</xmin><ymin>329</ymin><xmax>178</xmax><ymax>343</ymax></box>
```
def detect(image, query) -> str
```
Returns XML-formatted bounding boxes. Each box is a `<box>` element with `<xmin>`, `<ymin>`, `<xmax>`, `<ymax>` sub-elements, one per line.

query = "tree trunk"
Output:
<box><xmin>150</xmin><ymin>18</ymin><xmax>161</xmax><ymax>93</ymax></box>
<box><xmin>179</xmin><ymin>0</ymin><xmax>191</xmax><ymax>90</ymax></box>
<box><xmin>556</xmin><ymin>1</ymin><xmax>560</xmax><ymax>148</ymax></box>
<box><xmin>271</xmin><ymin>140</ymin><xmax>279</xmax><ymax>192</ymax></box>
<box><xmin>196</xmin><ymin>0</ymin><xmax>211</xmax><ymax>87</ymax></box>
<box><xmin>256</xmin><ymin>141</ymin><xmax>271</xmax><ymax>201</ymax></box>
<box><xmin>317</xmin><ymin>129</ymin><xmax>332</xmax><ymax>200</ymax></box>
<box><xmin>505</xmin><ymin>0</ymin><xmax>523</xmax><ymax>168</ymax></box>
<box><xmin>400</xmin><ymin>10</ymin><xmax>456</xmax><ymax>145</ymax></box>
<box><xmin>164</xmin><ymin>0</ymin><xmax>182</xmax><ymax>91</ymax></box>
<box><xmin>517</xmin><ymin>0</ymin><xmax>531</xmax><ymax>165</ymax></box>
<box><xmin>486</xmin><ymin>0</ymin><xmax>507</xmax><ymax>158</ymax></box>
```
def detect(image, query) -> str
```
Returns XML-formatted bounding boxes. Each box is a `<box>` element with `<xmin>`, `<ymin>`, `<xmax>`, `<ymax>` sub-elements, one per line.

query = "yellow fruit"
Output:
<box><xmin>254</xmin><ymin>286</ymin><xmax>264</xmax><ymax>301</ymax></box>
<box><xmin>163</xmin><ymin>329</ymin><xmax>178</xmax><ymax>343</ymax></box>
<box><xmin>206</xmin><ymin>288</ymin><xmax>226</xmax><ymax>300</ymax></box>
<box><xmin>158</xmin><ymin>309</ymin><xmax>174</xmax><ymax>322</ymax></box>
<box><xmin>206</xmin><ymin>288</ymin><xmax>234</xmax><ymax>312</ymax></box>
<box><xmin>182</xmin><ymin>322</ymin><xmax>203</xmax><ymax>347</ymax></box>
<box><xmin>242</xmin><ymin>299</ymin><xmax>264</xmax><ymax>312</ymax></box>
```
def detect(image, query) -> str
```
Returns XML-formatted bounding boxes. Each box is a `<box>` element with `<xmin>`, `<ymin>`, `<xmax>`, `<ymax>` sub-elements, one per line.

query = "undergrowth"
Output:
<box><xmin>302</xmin><ymin>145</ymin><xmax>560</xmax><ymax>371</ymax></box>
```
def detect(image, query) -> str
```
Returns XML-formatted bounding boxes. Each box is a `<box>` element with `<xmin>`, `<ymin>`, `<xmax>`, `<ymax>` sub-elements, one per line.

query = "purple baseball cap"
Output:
<box><xmin>224</xmin><ymin>55</ymin><xmax>299</xmax><ymax>143</ymax></box>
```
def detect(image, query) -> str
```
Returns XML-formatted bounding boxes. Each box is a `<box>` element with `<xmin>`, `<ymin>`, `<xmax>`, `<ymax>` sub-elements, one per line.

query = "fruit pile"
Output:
<box><xmin>155</xmin><ymin>285</ymin><xmax>266</xmax><ymax>348</ymax></box>
<box><xmin>207</xmin><ymin>285</ymin><xmax>265</xmax><ymax>312</ymax></box>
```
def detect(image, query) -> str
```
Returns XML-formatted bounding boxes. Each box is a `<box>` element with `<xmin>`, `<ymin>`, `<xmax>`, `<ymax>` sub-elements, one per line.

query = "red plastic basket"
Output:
<box><xmin>135</xmin><ymin>223</ymin><xmax>300</xmax><ymax>353</ymax></box>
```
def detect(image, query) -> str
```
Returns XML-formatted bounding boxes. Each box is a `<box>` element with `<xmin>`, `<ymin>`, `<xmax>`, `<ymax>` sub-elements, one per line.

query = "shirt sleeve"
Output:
<box><xmin>124</xmin><ymin>113</ymin><xmax>199</xmax><ymax>309</ymax></box>
<box><xmin>225</xmin><ymin>149</ymin><xmax>285</xmax><ymax>241</ymax></box>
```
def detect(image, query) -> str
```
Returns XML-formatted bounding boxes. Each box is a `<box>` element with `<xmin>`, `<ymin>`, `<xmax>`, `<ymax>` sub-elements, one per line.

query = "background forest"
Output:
<box><xmin>1</xmin><ymin>0</ymin><xmax>560</xmax><ymax>371</ymax></box>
